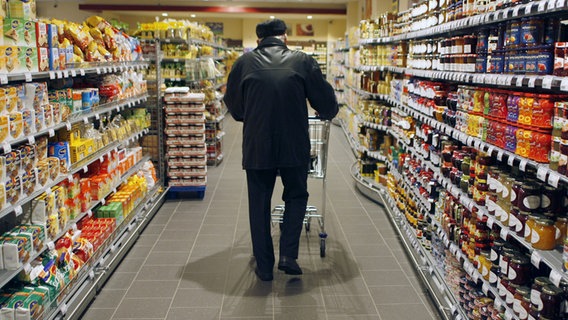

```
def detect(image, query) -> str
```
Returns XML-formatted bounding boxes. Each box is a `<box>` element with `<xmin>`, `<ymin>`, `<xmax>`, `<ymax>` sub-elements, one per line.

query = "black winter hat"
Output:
<box><xmin>256</xmin><ymin>19</ymin><xmax>287</xmax><ymax>38</ymax></box>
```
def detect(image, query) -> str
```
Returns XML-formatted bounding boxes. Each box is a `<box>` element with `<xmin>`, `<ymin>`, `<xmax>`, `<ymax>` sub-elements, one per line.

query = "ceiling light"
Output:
<box><xmin>190</xmin><ymin>14</ymin><xmax>196</xmax><ymax>18</ymax></box>
<box><xmin>269</xmin><ymin>16</ymin><xmax>275</xmax><ymax>19</ymax></box>
<box><xmin>162</xmin><ymin>13</ymin><xmax>168</xmax><ymax>17</ymax></box>
<box><xmin>307</xmin><ymin>15</ymin><xmax>313</xmax><ymax>19</ymax></box>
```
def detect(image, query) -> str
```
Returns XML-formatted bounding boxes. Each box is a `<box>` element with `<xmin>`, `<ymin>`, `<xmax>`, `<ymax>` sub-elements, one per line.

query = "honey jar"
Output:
<box><xmin>531</xmin><ymin>217</ymin><xmax>556</xmax><ymax>250</ymax></box>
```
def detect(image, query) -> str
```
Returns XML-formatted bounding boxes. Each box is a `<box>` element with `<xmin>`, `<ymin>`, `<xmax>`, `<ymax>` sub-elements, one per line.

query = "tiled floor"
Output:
<box><xmin>81</xmin><ymin>117</ymin><xmax>439</xmax><ymax>320</ymax></box>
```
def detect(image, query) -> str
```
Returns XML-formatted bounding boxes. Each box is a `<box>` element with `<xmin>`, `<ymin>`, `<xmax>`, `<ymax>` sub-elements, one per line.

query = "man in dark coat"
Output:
<box><xmin>223</xmin><ymin>19</ymin><xmax>338</xmax><ymax>281</ymax></box>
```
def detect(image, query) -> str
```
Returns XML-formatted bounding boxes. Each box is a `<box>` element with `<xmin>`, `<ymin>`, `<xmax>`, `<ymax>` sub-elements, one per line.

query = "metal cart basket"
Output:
<box><xmin>271</xmin><ymin>117</ymin><xmax>331</xmax><ymax>257</ymax></box>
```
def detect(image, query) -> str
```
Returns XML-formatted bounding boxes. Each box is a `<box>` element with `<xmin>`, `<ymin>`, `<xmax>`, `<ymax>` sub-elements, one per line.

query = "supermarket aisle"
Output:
<box><xmin>81</xmin><ymin>117</ymin><xmax>439</xmax><ymax>320</ymax></box>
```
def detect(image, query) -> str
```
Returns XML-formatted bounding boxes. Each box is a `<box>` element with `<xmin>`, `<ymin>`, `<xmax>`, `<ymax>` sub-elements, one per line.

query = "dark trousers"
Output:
<box><xmin>246</xmin><ymin>165</ymin><xmax>309</xmax><ymax>273</ymax></box>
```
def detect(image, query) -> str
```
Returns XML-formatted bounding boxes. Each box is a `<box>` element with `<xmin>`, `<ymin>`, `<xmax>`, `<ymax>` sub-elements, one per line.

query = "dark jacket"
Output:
<box><xmin>223</xmin><ymin>37</ymin><xmax>338</xmax><ymax>170</ymax></box>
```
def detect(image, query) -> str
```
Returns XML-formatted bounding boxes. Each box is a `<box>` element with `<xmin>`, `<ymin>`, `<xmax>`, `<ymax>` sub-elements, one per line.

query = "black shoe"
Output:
<box><xmin>278</xmin><ymin>256</ymin><xmax>303</xmax><ymax>275</ymax></box>
<box><xmin>254</xmin><ymin>268</ymin><xmax>273</xmax><ymax>281</ymax></box>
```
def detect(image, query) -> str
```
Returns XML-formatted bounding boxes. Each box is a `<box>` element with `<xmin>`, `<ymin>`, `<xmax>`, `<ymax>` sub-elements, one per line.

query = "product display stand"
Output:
<box><xmin>340</xmin><ymin>2</ymin><xmax>568</xmax><ymax>320</ymax></box>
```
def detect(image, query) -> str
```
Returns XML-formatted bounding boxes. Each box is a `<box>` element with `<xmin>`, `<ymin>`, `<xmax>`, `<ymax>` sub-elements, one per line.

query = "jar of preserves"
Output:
<box><xmin>517</xmin><ymin>210</ymin><xmax>530</xmax><ymax>237</ymax></box>
<box><xmin>520</xmin><ymin>291</ymin><xmax>531</xmax><ymax>320</ymax></box>
<box><xmin>491</xmin><ymin>238</ymin><xmax>505</xmax><ymax>262</ymax></box>
<box><xmin>499</xmin><ymin>247</ymin><xmax>515</xmax><ymax>276</ymax></box>
<box><xmin>555</xmin><ymin>217</ymin><xmax>567</xmax><ymax>247</ymax></box>
<box><xmin>514</xmin><ymin>286</ymin><xmax>530</xmax><ymax>316</ymax></box>
<box><xmin>542</xmin><ymin>185</ymin><xmax>562</xmax><ymax>215</ymax></box>
<box><xmin>518</xmin><ymin>182</ymin><xmax>542</xmax><ymax>212</ymax></box>
<box><xmin>489</xmin><ymin>263</ymin><xmax>500</xmax><ymax>285</ymax></box>
<box><xmin>531</xmin><ymin>217</ymin><xmax>557</xmax><ymax>250</ymax></box>
<box><xmin>540</xmin><ymin>285</ymin><xmax>563</xmax><ymax>319</ymax></box>
<box><xmin>506</xmin><ymin>282</ymin><xmax>520</xmax><ymax>307</ymax></box>
<box><xmin>508</xmin><ymin>255</ymin><xmax>531</xmax><ymax>285</ymax></box>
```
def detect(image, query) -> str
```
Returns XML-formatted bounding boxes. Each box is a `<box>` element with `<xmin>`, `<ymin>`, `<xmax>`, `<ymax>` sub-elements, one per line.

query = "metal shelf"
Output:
<box><xmin>359</xmin><ymin>0</ymin><xmax>568</xmax><ymax>44</ymax></box>
<box><xmin>1</xmin><ymin>61</ymin><xmax>149</xmax><ymax>85</ymax></box>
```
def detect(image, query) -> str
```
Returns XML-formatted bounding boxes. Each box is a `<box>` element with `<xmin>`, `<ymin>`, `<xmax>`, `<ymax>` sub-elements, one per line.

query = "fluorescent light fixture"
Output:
<box><xmin>269</xmin><ymin>15</ymin><xmax>275</xmax><ymax>19</ymax></box>
<box><xmin>162</xmin><ymin>13</ymin><xmax>168</xmax><ymax>17</ymax></box>
<box><xmin>190</xmin><ymin>14</ymin><xmax>196</xmax><ymax>18</ymax></box>
<box><xmin>307</xmin><ymin>15</ymin><xmax>313</xmax><ymax>19</ymax></box>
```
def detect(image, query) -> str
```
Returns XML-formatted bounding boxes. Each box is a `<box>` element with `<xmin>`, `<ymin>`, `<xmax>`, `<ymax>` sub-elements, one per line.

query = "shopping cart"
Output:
<box><xmin>271</xmin><ymin>117</ymin><xmax>331</xmax><ymax>257</ymax></box>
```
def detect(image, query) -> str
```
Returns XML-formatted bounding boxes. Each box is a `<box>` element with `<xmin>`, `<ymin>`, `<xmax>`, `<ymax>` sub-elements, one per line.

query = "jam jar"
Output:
<box><xmin>508</xmin><ymin>255</ymin><xmax>531</xmax><ymax>285</ymax></box>
<box><xmin>540</xmin><ymin>285</ymin><xmax>563</xmax><ymax>319</ymax></box>
<box><xmin>531</xmin><ymin>217</ymin><xmax>557</xmax><ymax>250</ymax></box>
<box><xmin>513</xmin><ymin>286</ymin><xmax>530</xmax><ymax>317</ymax></box>
<box><xmin>518</xmin><ymin>181</ymin><xmax>542</xmax><ymax>213</ymax></box>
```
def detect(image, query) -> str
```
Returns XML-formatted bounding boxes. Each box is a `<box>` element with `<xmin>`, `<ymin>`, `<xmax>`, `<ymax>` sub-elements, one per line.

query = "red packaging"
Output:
<box><xmin>530</xmin><ymin>131</ymin><xmax>552</xmax><ymax>163</ymax></box>
<box><xmin>531</xmin><ymin>94</ymin><xmax>555</xmax><ymax>128</ymax></box>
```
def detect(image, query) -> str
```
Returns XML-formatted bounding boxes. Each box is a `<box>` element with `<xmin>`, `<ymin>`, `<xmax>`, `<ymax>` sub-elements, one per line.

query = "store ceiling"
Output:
<box><xmin>69</xmin><ymin>0</ymin><xmax>350</xmax><ymax>20</ymax></box>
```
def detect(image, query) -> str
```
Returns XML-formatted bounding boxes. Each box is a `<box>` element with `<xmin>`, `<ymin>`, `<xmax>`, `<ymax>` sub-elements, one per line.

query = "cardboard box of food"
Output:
<box><xmin>7</xmin><ymin>0</ymin><xmax>36</xmax><ymax>20</ymax></box>
<box><xmin>3</xmin><ymin>18</ymin><xmax>35</xmax><ymax>46</ymax></box>
<box><xmin>35</xmin><ymin>20</ymin><xmax>47</xmax><ymax>47</ymax></box>
<box><xmin>17</xmin><ymin>46</ymin><xmax>38</xmax><ymax>73</ymax></box>
<box><xmin>1</xmin><ymin>45</ymin><xmax>18</xmax><ymax>73</ymax></box>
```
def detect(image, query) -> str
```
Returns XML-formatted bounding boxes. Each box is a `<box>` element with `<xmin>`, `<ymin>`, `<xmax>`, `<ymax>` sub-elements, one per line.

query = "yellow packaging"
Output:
<box><xmin>0</xmin><ymin>183</ymin><xmax>6</xmax><ymax>211</ymax></box>
<box><xmin>0</xmin><ymin>155</ymin><xmax>5</xmax><ymax>183</ymax></box>
<box><xmin>1</xmin><ymin>1</ymin><xmax>5</xmax><ymax>18</ymax></box>
<box><xmin>9</xmin><ymin>111</ymin><xmax>23</xmax><ymax>140</ymax></box>
<box><xmin>0</xmin><ymin>115</ymin><xmax>9</xmax><ymax>143</ymax></box>
<box><xmin>36</xmin><ymin>161</ymin><xmax>48</xmax><ymax>186</ymax></box>
<box><xmin>83</xmin><ymin>138</ymin><xmax>95</xmax><ymax>156</ymax></box>
<box><xmin>7</xmin><ymin>0</ymin><xmax>36</xmax><ymax>20</ymax></box>
<box><xmin>70</xmin><ymin>141</ymin><xmax>86</xmax><ymax>164</ymax></box>
<box><xmin>5</xmin><ymin>85</ymin><xmax>18</xmax><ymax>113</ymax></box>
<box><xmin>1</xmin><ymin>45</ymin><xmax>19</xmax><ymax>73</ymax></box>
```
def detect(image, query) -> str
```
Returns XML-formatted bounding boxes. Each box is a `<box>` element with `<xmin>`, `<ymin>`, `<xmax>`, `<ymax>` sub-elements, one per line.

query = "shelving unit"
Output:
<box><xmin>341</xmin><ymin>2</ymin><xmax>568</xmax><ymax>319</ymax></box>
<box><xmin>0</xmin><ymin>46</ymin><xmax>168</xmax><ymax>320</ymax></box>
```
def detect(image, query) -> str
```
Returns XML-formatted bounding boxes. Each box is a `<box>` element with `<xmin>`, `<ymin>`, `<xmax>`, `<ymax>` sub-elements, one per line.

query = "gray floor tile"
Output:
<box><xmin>166</xmin><ymin>308</ymin><xmax>221</xmax><ymax>320</ymax></box>
<box><xmin>103</xmin><ymin>273</ymin><xmax>137</xmax><ymax>290</ymax></box>
<box><xmin>136</xmin><ymin>265</ymin><xmax>184</xmax><ymax>281</ymax></box>
<box><xmin>113</xmin><ymin>258</ymin><xmax>145</xmax><ymax>273</ymax></box>
<box><xmin>377</xmin><ymin>303</ymin><xmax>437</xmax><ymax>320</ymax></box>
<box><xmin>89</xmin><ymin>289</ymin><xmax>126</xmax><ymax>308</ymax></box>
<box><xmin>113</xmin><ymin>298</ymin><xmax>171</xmax><ymax>318</ymax></box>
<box><xmin>178</xmin><ymin>272</ymin><xmax>227</xmax><ymax>290</ymax></box>
<box><xmin>171</xmin><ymin>288</ymin><xmax>224</xmax><ymax>308</ymax></box>
<box><xmin>369</xmin><ymin>285</ymin><xmax>423</xmax><ymax>304</ymax></box>
<box><xmin>151</xmin><ymin>239</ymin><xmax>194</xmax><ymax>252</ymax></box>
<box><xmin>80</xmin><ymin>307</ymin><xmax>115</xmax><ymax>320</ymax></box>
<box><xmin>273</xmin><ymin>307</ymin><xmax>327</xmax><ymax>319</ymax></box>
<box><xmin>124</xmin><ymin>245</ymin><xmax>152</xmax><ymax>259</ymax></box>
<box><xmin>361</xmin><ymin>270</ymin><xmax>411</xmax><ymax>287</ymax></box>
<box><xmin>145</xmin><ymin>251</ymin><xmax>190</xmax><ymax>266</ymax></box>
<box><xmin>349</xmin><ymin>244</ymin><xmax>394</xmax><ymax>258</ymax></box>
<box><xmin>322</xmin><ymin>295</ymin><xmax>379</xmax><ymax>316</ymax></box>
<box><xmin>355</xmin><ymin>256</ymin><xmax>401</xmax><ymax>271</ymax></box>
<box><xmin>125</xmin><ymin>280</ymin><xmax>179</xmax><ymax>298</ymax></box>
<box><xmin>221</xmin><ymin>294</ymin><xmax>274</xmax><ymax>317</ymax></box>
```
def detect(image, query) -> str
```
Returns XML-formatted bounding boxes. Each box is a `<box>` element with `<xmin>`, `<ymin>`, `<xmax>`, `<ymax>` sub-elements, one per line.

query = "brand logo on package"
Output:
<box><xmin>11</xmin><ymin>20</ymin><xmax>19</xmax><ymax>28</ymax></box>
<box><xmin>5</xmin><ymin>47</ymin><xmax>13</xmax><ymax>56</ymax></box>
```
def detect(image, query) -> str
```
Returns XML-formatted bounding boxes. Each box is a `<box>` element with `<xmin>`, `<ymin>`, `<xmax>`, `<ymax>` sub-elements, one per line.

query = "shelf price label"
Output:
<box><xmin>548</xmin><ymin>172</ymin><xmax>561</xmax><ymax>188</ymax></box>
<box><xmin>550</xmin><ymin>269</ymin><xmax>563</xmax><ymax>287</ymax></box>
<box><xmin>487</xmin><ymin>216</ymin><xmax>495</xmax><ymax>229</ymax></box>
<box><xmin>507</xmin><ymin>155</ymin><xmax>515</xmax><ymax>166</ymax></box>
<box><xmin>500</xmin><ymin>227</ymin><xmax>508</xmax><ymax>240</ymax></box>
<box><xmin>519</xmin><ymin>159</ymin><xmax>528</xmax><ymax>171</ymax></box>
<box><xmin>536</xmin><ymin>166</ymin><xmax>548</xmax><ymax>181</ymax></box>
<box><xmin>63</xmin><ymin>70</ymin><xmax>69</xmax><ymax>78</ymax></box>
<box><xmin>482</xmin><ymin>283</ymin><xmax>490</xmax><ymax>295</ymax></box>
<box><xmin>525</xmin><ymin>2</ymin><xmax>534</xmax><ymax>13</ymax></box>
<box><xmin>557</xmin><ymin>0</ymin><xmax>566</xmax><ymax>8</ymax></box>
<box><xmin>14</xmin><ymin>205</ymin><xmax>22</xmax><ymax>216</ymax></box>
<box><xmin>0</xmin><ymin>74</ymin><xmax>8</xmax><ymax>84</ymax></box>
<box><xmin>512</xmin><ymin>5</ymin><xmax>521</xmax><ymax>16</ymax></box>
<box><xmin>71</xmin><ymin>69</ymin><xmax>77</xmax><ymax>77</ymax></box>
<box><xmin>516</xmin><ymin>76</ymin><xmax>525</xmax><ymax>87</ymax></box>
<box><xmin>24</xmin><ymin>72</ymin><xmax>32</xmax><ymax>82</ymax></box>
<box><xmin>1</xmin><ymin>142</ymin><xmax>11</xmax><ymax>154</ymax></box>
<box><xmin>65</xmin><ymin>121</ymin><xmax>72</xmax><ymax>131</ymax></box>
<box><xmin>542</xmin><ymin>76</ymin><xmax>554</xmax><ymax>89</ymax></box>
<box><xmin>80</xmin><ymin>69</ymin><xmax>85</xmax><ymax>76</ymax></box>
<box><xmin>528</xmin><ymin>77</ymin><xmax>537</xmax><ymax>88</ymax></box>
<box><xmin>49</xmin><ymin>71</ymin><xmax>55</xmax><ymax>79</ymax></box>
<box><xmin>561</xmin><ymin>78</ymin><xmax>568</xmax><ymax>91</ymax></box>
<box><xmin>27</xmin><ymin>136</ymin><xmax>35</xmax><ymax>145</ymax></box>
<box><xmin>531</xmin><ymin>251</ymin><xmax>542</xmax><ymax>268</ymax></box>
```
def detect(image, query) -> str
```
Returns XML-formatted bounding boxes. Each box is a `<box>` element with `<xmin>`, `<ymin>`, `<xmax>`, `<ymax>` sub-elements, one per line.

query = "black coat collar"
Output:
<box><xmin>256</xmin><ymin>37</ymin><xmax>287</xmax><ymax>50</ymax></box>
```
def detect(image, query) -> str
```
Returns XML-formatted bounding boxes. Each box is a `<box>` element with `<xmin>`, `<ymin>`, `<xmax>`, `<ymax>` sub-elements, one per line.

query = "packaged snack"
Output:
<box><xmin>5</xmin><ymin>176</ymin><xmax>21</xmax><ymax>205</ymax></box>
<box><xmin>9</xmin><ymin>111</ymin><xmax>22</xmax><ymax>139</ymax></box>
<box><xmin>36</xmin><ymin>21</ymin><xmax>47</xmax><ymax>47</ymax></box>
<box><xmin>1</xmin><ymin>45</ymin><xmax>19</xmax><ymax>73</ymax></box>
<box><xmin>0</xmin><ymin>115</ymin><xmax>9</xmax><ymax>143</ymax></box>
<box><xmin>7</xmin><ymin>0</ymin><xmax>36</xmax><ymax>20</ymax></box>
<box><xmin>18</xmin><ymin>225</ymin><xmax>45</xmax><ymax>253</ymax></box>
<box><xmin>33</xmin><ymin>106</ymin><xmax>44</xmax><ymax>132</ymax></box>
<box><xmin>5</xmin><ymin>150</ymin><xmax>21</xmax><ymax>179</ymax></box>
<box><xmin>0</xmin><ymin>183</ymin><xmax>6</xmax><ymax>211</ymax></box>
<box><xmin>46</xmin><ymin>24</ymin><xmax>57</xmax><ymax>49</ymax></box>
<box><xmin>1</xmin><ymin>234</ymin><xmax>30</xmax><ymax>269</ymax></box>
<box><xmin>36</xmin><ymin>136</ymin><xmax>47</xmax><ymax>160</ymax></box>
<box><xmin>48</xmin><ymin>47</ymin><xmax>58</xmax><ymax>71</ymax></box>
<box><xmin>46</xmin><ymin>157</ymin><xmax>59</xmax><ymax>180</ymax></box>
<box><xmin>21</xmin><ymin>169</ymin><xmax>35</xmax><ymax>196</ymax></box>
<box><xmin>37</xmin><ymin>46</ymin><xmax>48</xmax><ymax>72</ymax></box>
<box><xmin>21</xmin><ymin>109</ymin><xmax>33</xmax><ymax>137</ymax></box>
<box><xmin>35</xmin><ymin>162</ymin><xmax>47</xmax><ymax>187</ymax></box>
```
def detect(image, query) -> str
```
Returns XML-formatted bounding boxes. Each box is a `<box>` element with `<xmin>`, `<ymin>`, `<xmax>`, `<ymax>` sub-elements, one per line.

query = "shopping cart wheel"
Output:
<box><xmin>319</xmin><ymin>232</ymin><xmax>327</xmax><ymax>258</ymax></box>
